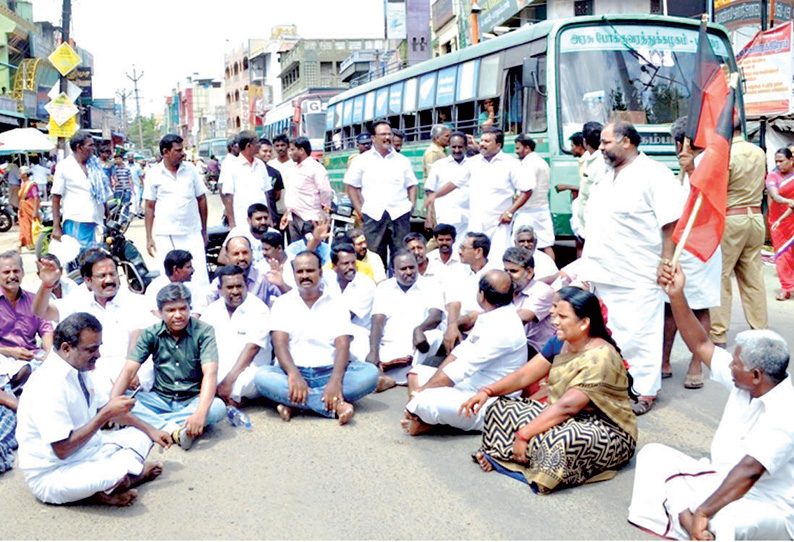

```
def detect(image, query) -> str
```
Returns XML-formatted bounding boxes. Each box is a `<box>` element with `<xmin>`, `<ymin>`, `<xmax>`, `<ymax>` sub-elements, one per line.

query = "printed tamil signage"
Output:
<box><xmin>736</xmin><ymin>21</ymin><xmax>794</xmax><ymax>118</ymax></box>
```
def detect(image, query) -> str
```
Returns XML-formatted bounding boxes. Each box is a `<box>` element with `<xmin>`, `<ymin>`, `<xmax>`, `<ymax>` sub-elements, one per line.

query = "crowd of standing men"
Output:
<box><xmin>0</xmin><ymin>115</ymin><xmax>793</xmax><ymax>540</ymax></box>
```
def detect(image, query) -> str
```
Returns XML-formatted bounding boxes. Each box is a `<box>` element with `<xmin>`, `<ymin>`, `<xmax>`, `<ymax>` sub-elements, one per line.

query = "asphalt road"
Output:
<box><xmin>1</xmin><ymin>192</ymin><xmax>793</xmax><ymax>539</ymax></box>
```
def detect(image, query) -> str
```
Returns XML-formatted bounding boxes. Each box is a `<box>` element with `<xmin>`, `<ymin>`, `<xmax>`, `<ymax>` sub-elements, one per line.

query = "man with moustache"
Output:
<box><xmin>423</xmin><ymin>132</ymin><xmax>470</xmax><ymax>241</ymax></box>
<box><xmin>201</xmin><ymin>266</ymin><xmax>271</xmax><ymax>407</ymax></box>
<box><xmin>426</xmin><ymin>223</ymin><xmax>464</xmax><ymax>274</ymax></box>
<box><xmin>368</xmin><ymin>251</ymin><xmax>444</xmax><ymax>390</ymax></box>
<box><xmin>207</xmin><ymin>237</ymin><xmax>284</xmax><ymax>308</ymax></box>
<box><xmin>254</xmin><ymin>251</ymin><xmax>379</xmax><ymax>424</ymax></box>
<box><xmin>17</xmin><ymin>313</ymin><xmax>171</xmax><ymax>506</ymax></box>
<box><xmin>144</xmin><ymin>250</ymin><xmax>206</xmax><ymax>316</ymax></box>
<box><xmin>258</xmin><ymin>138</ymin><xmax>284</xmax><ymax>226</ymax></box>
<box><xmin>218</xmin><ymin>203</ymin><xmax>276</xmax><ymax>265</ymax></box>
<box><xmin>280</xmin><ymin>137</ymin><xmax>333</xmax><ymax>242</ymax></box>
<box><xmin>221</xmin><ymin>131</ymin><xmax>274</xmax><ymax>229</ymax></box>
<box><xmin>581</xmin><ymin>121</ymin><xmax>682</xmax><ymax>415</ymax></box>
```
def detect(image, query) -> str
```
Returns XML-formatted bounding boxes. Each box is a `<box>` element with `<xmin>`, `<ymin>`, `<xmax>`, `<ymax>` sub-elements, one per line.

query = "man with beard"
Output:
<box><xmin>0</xmin><ymin>251</ymin><xmax>53</xmax><ymax>394</ymax></box>
<box><xmin>426</xmin><ymin>224</ymin><xmax>464</xmax><ymax>274</ymax></box>
<box><xmin>207</xmin><ymin>237</ymin><xmax>284</xmax><ymax>308</ymax></box>
<box><xmin>581</xmin><ymin>121</ymin><xmax>682</xmax><ymax>415</ymax></box>
<box><xmin>348</xmin><ymin>227</ymin><xmax>386</xmax><ymax>283</ymax></box>
<box><xmin>368</xmin><ymin>251</ymin><xmax>444</xmax><ymax>391</ymax></box>
<box><xmin>402</xmin><ymin>270</ymin><xmax>527</xmax><ymax>435</ymax></box>
<box><xmin>322</xmin><ymin>243</ymin><xmax>375</xmax><ymax>365</ymax></box>
<box><xmin>258</xmin><ymin>138</ymin><xmax>284</xmax><ymax>226</ymax></box>
<box><xmin>260</xmin><ymin>230</ymin><xmax>296</xmax><ymax>290</ymax></box>
<box><xmin>513</xmin><ymin>225</ymin><xmax>558</xmax><ymax>284</ymax></box>
<box><xmin>34</xmin><ymin>249</ymin><xmax>154</xmax><ymax>398</ymax></box>
<box><xmin>221</xmin><ymin>131</ymin><xmax>274</xmax><ymax>230</ymax></box>
<box><xmin>267</xmin><ymin>134</ymin><xmax>295</xmax><ymax>223</ymax></box>
<box><xmin>280</xmin><ymin>137</ymin><xmax>333</xmax><ymax>242</ymax></box>
<box><xmin>255</xmin><ymin>251</ymin><xmax>379</xmax><ymax>424</ymax></box>
<box><xmin>219</xmin><ymin>203</ymin><xmax>276</xmax><ymax>265</ymax></box>
<box><xmin>17</xmin><ymin>313</ymin><xmax>171</xmax><ymax>505</ymax></box>
<box><xmin>404</xmin><ymin>232</ymin><xmax>448</xmax><ymax>288</ymax></box>
<box><xmin>201</xmin><ymin>266</ymin><xmax>271</xmax><ymax>407</ymax></box>
<box><xmin>423</xmin><ymin>132</ymin><xmax>469</xmax><ymax>242</ymax></box>
<box><xmin>144</xmin><ymin>134</ymin><xmax>210</xmax><ymax>286</ymax></box>
<box><xmin>112</xmin><ymin>284</ymin><xmax>226</xmax><ymax>450</ymax></box>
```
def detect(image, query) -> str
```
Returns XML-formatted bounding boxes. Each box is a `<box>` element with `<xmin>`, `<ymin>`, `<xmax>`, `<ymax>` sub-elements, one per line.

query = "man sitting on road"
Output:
<box><xmin>403</xmin><ymin>232</ymin><xmax>449</xmax><ymax>289</ymax></box>
<box><xmin>349</xmin><ymin>227</ymin><xmax>386</xmax><ymax>283</ymax></box>
<box><xmin>17</xmin><ymin>313</ymin><xmax>171</xmax><ymax>506</ymax></box>
<box><xmin>201</xmin><ymin>266</ymin><xmax>271</xmax><ymax>407</ymax></box>
<box><xmin>111</xmin><ymin>284</ymin><xmax>226</xmax><ymax>451</ymax></box>
<box><xmin>628</xmin><ymin>263</ymin><xmax>794</xmax><ymax>540</ymax></box>
<box><xmin>402</xmin><ymin>270</ymin><xmax>527</xmax><ymax>435</ymax></box>
<box><xmin>218</xmin><ymin>203</ymin><xmax>277</xmax><ymax>265</ymax></box>
<box><xmin>34</xmin><ymin>249</ymin><xmax>154</xmax><ymax>397</ymax></box>
<box><xmin>321</xmin><ymin>243</ymin><xmax>375</xmax><ymax>365</ymax></box>
<box><xmin>254</xmin><ymin>251</ymin><xmax>379</xmax><ymax>425</ymax></box>
<box><xmin>368</xmin><ymin>251</ymin><xmax>444</xmax><ymax>391</ymax></box>
<box><xmin>31</xmin><ymin>254</ymin><xmax>82</xmax><ymax>310</ymax></box>
<box><xmin>207</xmin><ymin>237</ymin><xmax>284</xmax><ymax>308</ymax></box>
<box><xmin>503</xmin><ymin>247</ymin><xmax>555</xmax><ymax>358</ymax></box>
<box><xmin>286</xmin><ymin>219</ymin><xmax>331</xmax><ymax>266</ymax></box>
<box><xmin>145</xmin><ymin>249</ymin><xmax>206</xmax><ymax>315</ymax></box>
<box><xmin>426</xmin><ymin>223</ymin><xmax>464</xmax><ymax>274</ymax></box>
<box><xmin>513</xmin><ymin>225</ymin><xmax>557</xmax><ymax>284</ymax></box>
<box><xmin>0</xmin><ymin>251</ymin><xmax>53</xmax><ymax>394</ymax></box>
<box><xmin>260</xmin><ymin>230</ymin><xmax>296</xmax><ymax>290</ymax></box>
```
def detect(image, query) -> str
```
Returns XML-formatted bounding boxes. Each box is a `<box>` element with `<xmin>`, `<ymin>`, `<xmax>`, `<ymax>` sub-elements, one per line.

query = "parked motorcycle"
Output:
<box><xmin>0</xmin><ymin>193</ymin><xmax>13</xmax><ymax>233</ymax></box>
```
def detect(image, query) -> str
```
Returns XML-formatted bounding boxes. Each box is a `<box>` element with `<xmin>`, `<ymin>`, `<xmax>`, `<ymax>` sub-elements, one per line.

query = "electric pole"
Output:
<box><xmin>115</xmin><ymin>89</ymin><xmax>131</xmax><ymax>136</ymax></box>
<box><xmin>58</xmin><ymin>0</ymin><xmax>71</xmax><ymax>155</ymax></box>
<box><xmin>127</xmin><ymin>65</ymin><xmax>145</xmax><ymax>151</ymax></box>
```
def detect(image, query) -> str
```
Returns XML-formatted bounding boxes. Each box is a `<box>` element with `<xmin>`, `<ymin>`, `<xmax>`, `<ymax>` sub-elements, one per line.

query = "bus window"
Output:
<box><xmin>364</xmin><ymin>91</ymin><xmax>376</xmax><ymax>121</ymax></box>
<box><xmin>479</xmin><ymin>54</ymin><xmax>501</xmax><ymax>98</ymax></box>
<box><xmin>478</xmin><ymin>98</ymin><xmax>498</xmax><ymax>131</ymax></box>
<box><xmin>403</xmin><ymin>112</ymin><xmax>417</xmax><ymax>140</ymax></box>
<box><xmin>455</xmin><ymin>101</ymin><xmax>477</xmax><ymax>133</ymax></box>
<box><xmin>457</xmin><ymin>60</ymin><xmax>479</xmax><ymax>102</ymax></box>
<box><xmin>503</xmin><ymin>67</ymin><xmax>524</xmax><ymax>134</ymax></box>
<box><xmin>436</xmin><ymin>106</ymin><xmax>452</xmax><ymax>126</ymax></box>
<box><xmin>526</xmin><ymin>55</ymin><xmax>547</xmax><ymax>132</ymax></box>
<box><xmin>418</xmin><ymin>109</ymin><xmax>433</xmax><ymax>140</ymax></box>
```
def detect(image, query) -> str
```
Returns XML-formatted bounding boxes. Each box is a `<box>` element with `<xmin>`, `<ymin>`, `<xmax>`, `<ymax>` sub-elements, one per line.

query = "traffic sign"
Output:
<box><xmin>48</xmin><ymin>43</ymin><xmax>82</xmax><ymax>76</ymax></box>
<box><xmin>48</xmin><ymin>81</ymin><xmax>82</xmax><ymax>103</ymax></box>
<box><xmin>45</xmin><ymin>93</ymin><xmax>79</xmax><ymax>126</ymax></box>
<box><xmin>48</xmin><ymin>116</ymin><xmax>78</xmax><ymax>138</ymax></box>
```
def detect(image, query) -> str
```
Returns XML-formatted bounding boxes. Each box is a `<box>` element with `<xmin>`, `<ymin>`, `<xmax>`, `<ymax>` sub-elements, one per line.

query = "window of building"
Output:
<box><xmin>574</xmin><ymin>0</ymin><xmax>593</xmax><ymax>16</ymax></box>
<box><xmin>650</xmin><ymin>0</ymin><xmax>662</xmax><ymax>13</ymax></box>
<box><xmin>320</xmin><ymin>62</ymin><xmax>334</xmax><ymax>77</ymax></box>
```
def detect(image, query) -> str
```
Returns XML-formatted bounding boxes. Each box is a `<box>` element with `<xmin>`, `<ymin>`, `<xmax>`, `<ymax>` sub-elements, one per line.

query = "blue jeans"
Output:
<box><xmin>254</xmin><ymin>362</ymin><xmax>379</xmax><ymax>418</ymax></box>
<box><xmin>132</xmin><ymin>390</ymin><xmax>226</xmax><ymax>431</ymax></box>
<box><xmin>62</xmin><ymin>220</ymin><xmax>98</xmax><ymax>248</ymax></box>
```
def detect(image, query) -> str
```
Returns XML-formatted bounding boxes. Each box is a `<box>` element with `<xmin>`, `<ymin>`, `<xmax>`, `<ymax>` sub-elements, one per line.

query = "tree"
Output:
<box><xmin>128</xmin><ymin>116</ymin><xmax>163</xmax><ymax>155</ymax></box>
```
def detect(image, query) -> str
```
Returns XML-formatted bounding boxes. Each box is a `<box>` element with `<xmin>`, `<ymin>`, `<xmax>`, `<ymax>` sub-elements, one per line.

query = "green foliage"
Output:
<box><xmin>127</xmin><ymin>116</ymin><xmax>162</xmax><ymax>155</ymax></box>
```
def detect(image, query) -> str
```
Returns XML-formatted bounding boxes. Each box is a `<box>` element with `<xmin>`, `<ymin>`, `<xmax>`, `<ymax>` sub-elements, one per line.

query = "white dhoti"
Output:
<box><xmin>217</xmin><ymin>346</ymin><xmax>272</xmax><ymax>403</ymax></box>
<box><xmin>405</xmin><ymin>368</ymin><xmax>494</xmax><ymax>432</ymax></box>
<box><xmin>24</xmin><ymin>427</ymin><xmax>152</xmax><ymax>505</ymax></box>
<box><xmin>675</xmin><ymin>246</ymin><xmax>722</xmax><ymax>310</ymax></box>
<box><xmin>379</xmin><ymin>330</ymin><xmax>443</xmax><ymax>385</ymax></box>
<box><xmin>628</xmin><ymin>443</ymin><xmax>791</xmax><ymax>540</ymax></box>
<box><xmin>154</xmin><ymin>231</ymin><xmax>209</xmax><ymax>286</ymax></box>
<box><xmin>349</xmin><ymin>324</ymin><xmax>372</xmax><ymax>365</ymax></box>
<box><xmin>594</xmin><ymin>282</ymin><xmax>664</xmax><ymax>397</ymax></box>
<box><xmin>513</xmin><ymin>207</ymin><xmax>555</xmax><ymax>249</ymax></box>
<box><xmin>0</xmin><ymin>355</ymin><xmax>29</xmax><ymax>387</ymax></box>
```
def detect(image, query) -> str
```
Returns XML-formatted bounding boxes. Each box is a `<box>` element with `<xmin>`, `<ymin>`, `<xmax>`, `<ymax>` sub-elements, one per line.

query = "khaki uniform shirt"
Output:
<box><xmin>727</xmin><ymin>135</ymin><xmax>766</xmax><ymax>208</ymax></box>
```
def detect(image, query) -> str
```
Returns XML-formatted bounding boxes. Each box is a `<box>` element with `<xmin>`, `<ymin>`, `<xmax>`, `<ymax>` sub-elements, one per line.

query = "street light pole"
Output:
<box><xmin>58</xmin><ymin>0</ymin><xmax>71</xmax><ymax>156</ymax></box>
<box><xmin>115</xmin><ymin>88</ymin><xmax>130</xmax><ymax>136</ymax></box>
<box><xmin>127</xmin><ymin>65</ymin><xmax>145</xmax><ymax>151</ymax></box>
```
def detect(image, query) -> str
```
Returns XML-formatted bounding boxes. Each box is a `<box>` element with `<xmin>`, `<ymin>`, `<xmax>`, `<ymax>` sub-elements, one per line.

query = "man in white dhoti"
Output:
<box><xmin>200</xmin><ymin>265</ymin><xmax>271</xmax><ymax>406</ymax></box>
<box><xmin>628</xmin><ymin>263</ymin><xmax>794</xmax><ymax>540</ymax></box>
<box><xmin>368</xmin><ymin>251</ymin><xmax>444</xmax><ymax>391</ymax></box>
<box><xmin>17</xmin><ymin>313</ymin><xmax>171</xmax><ymax>506</ymax></box>
<box><xmin>423</xmin><ymin>131</ymin><xmax>470</xmax><ymax>243</ymax></box>
<box><xmin>581</xmin><ymin>121</ymin><xmax>682</xmax><ymax>415</ymax></box>
<box><xmin>401</xmin><ymin>270</ymin><xmax>527</xmax><ymax>435</ymax></box>
<box><xmin>513</xmin><ymin>134</ymin><xmax>555</xmax><ymax>260</ymax></box>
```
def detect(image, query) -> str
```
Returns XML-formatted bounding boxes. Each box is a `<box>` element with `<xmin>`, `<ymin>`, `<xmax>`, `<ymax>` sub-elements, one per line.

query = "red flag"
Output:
<box><xmin>673</xmin><ymin>19</ymin><xmax>735</xmax><ymax>262</ymax></box>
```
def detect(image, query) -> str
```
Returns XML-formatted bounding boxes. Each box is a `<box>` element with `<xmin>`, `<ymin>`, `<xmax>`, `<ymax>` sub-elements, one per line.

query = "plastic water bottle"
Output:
<box><xmin>226</xmin><ymin>406</ymin><xmax>252</xmax><ymax>428</ymax></box>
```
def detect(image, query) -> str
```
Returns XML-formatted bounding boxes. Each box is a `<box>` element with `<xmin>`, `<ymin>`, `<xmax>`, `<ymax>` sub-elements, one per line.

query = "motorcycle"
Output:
<box><xmin>205</xmin><ymin>224</ymin><xmax>230</xmax><ymax>279</ymax></box>
<box><xmin>0</xmin><ymin>193</ymin><xmax>13</xmax><ymax>233</ymax></box>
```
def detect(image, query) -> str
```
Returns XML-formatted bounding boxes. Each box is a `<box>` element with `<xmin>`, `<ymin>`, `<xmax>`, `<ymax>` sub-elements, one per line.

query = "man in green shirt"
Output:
<box><xmin>111</xmin><ymin>283</ymin><xmax>226</xmax><ymax>450</ymax></box>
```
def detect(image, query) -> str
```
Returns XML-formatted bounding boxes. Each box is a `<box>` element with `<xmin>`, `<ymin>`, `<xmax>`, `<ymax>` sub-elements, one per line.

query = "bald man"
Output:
<box><xmin>402</xmin><ymin>270</ymin><xmax>528</xmax><ymax>435</ymax></box>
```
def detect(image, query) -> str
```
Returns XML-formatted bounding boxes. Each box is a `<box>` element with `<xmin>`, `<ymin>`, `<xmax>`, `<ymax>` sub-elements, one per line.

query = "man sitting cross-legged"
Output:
<box><xmin>201</xmin><ymin>265</ymin><xmax>271</xmax><ymax>407</ymax></box>
<box><xmin>145</xmin><ymin>249</ymin><xmax>206</xmax><ymax>316</ymax></box>
<box><xmin>17</xmin><ymin>313</ymin><xmax>171</xmax><ymax>506</ymax></box>
<box><xmin>368</xmin><ymin>251</ymin><xmax>444</xmax><ymax>391</ymax></box>
<box><xmin>402</xmin><ymin>270</ymin><xmax>527</xmax><ymax>435</ymax></box>
<box><xmin>111</xmin><ymin>284</ymin><xmax>226</xmax><ymax>450</ymax></box>
<box><xmin>254</xmin><ymin>251</ymin><xmax>380</xmax><ymax>424</ymax></box>
<box><xmin>628</xmin><ymin>262</ymin><xmax>794</xmax><ymax>540</ymax></box>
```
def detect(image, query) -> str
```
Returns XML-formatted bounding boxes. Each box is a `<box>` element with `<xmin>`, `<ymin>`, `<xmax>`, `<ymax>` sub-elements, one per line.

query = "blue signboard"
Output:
<box><xmin>436</xmin><ymin>66</ymin><xmax>457</xmax><ymax>106</ymax></box>
<box><xmin>352</xmin><ymin>95</ymin><xmax>365</xmax><ymax>123</ymax></box>
<box><xmin>389</xmin><ymin>82</ymin><xmax>403</xmax><ymax>115</ymax></box>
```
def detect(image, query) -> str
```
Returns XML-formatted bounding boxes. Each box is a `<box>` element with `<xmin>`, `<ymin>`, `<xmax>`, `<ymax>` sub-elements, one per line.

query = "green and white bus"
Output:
<box><xmin>323</xmin><ymin>14</ymin><xmax>742</xmax><ymax>237</ymax></box>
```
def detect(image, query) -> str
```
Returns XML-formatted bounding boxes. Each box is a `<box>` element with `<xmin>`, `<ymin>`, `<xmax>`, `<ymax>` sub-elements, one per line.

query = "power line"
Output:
<box><xmin>126</xmin><ymin>65</ymin><xmax>145</xmax><ymax>150</ymax></box>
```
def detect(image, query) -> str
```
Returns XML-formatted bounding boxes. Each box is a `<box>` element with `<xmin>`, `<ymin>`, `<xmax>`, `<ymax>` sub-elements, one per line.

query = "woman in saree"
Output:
<box><xmin>766</xmin><ymin>147</ymin><xmax>794</xmax><ymax>301</ymax></box>
<box><xmin>460</xmin><ymin>286</ymin><xmax>637</xmax><ymax>494</ymax></box>
<box><xmin>17</xmin><ymin>166</ymin><xmax>39</xmax><ymax>251</ymax></box>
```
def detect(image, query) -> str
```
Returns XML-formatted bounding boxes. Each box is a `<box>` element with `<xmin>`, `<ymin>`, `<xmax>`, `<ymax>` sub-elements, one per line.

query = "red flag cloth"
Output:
<box><xmin>673</xmin><ymin>22</ymin><xmax>734</xmax><ymax>262</ymax></box>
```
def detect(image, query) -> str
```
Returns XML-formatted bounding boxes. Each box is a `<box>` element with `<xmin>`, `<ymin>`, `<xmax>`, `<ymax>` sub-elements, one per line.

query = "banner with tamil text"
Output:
<box><xmin>736</xmin><ymin>21</ymin><xmax>794</xmax><ymax>118</ymax></box>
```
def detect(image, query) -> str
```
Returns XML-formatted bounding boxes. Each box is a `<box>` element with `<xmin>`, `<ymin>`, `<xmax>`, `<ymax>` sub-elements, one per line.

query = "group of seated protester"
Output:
<box><xmin>1</xmin><ymin>219</ymin><xmax>792</xmax><ymax>541</ymax></box>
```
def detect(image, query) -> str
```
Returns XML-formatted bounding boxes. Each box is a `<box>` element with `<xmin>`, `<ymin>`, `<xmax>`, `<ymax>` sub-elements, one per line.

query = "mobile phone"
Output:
<box><xmin>130</xmin><ymin>386</ymin><xmax>142</xmax><ymax>398</ymax></box>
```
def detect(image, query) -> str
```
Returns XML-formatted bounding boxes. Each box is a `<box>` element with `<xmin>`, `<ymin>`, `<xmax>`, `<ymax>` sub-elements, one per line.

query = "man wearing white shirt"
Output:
<box><xmin>569</xmin><ymin>122</ymin><xmax>606</xmax><ymax>239</ymax></box>
<box><xmin>201</xmin><ymin>266</ymin><xmax>271</xmax><ymax>406</ymax></box>
<box><xmin>426</xmin><ymin>224</ymin><xmax>465</xmax><ymax>275</ymax></box>
<box><xmin>254</xmin><ymin>251</ymin><xmax>379</xmax><ymax>424</ymax></box>
<box><xmin>144</xmin><ymin>250</ymin><xmax>206</xmax><ymax>316</ymax></box>
<box><xmin>322</xmin><ymin>243</ymin><xmax>375</xmax><ymax>364</ymax></box>
<box><xmin>581</xmin><ymin>122</ymin><xmax>682</xmax><ymax>415</ymax></box>
<box><xmin>368</xmin><ymin>251</ymin><xmax>444</xmax><ymax>389</ymax></box>
<box><xmin>404</xmin><ymin>232</ymin><xmax>449</xmax><ymax>292</ymax></box>
<box><xmin>629</xmin><ymin>264</ymin><xmax>794</xmax><ymax>540</ymax></box>
<box><xmin>260</xmin><ymin>230</ymin><xmax>297</xmax><ymax>291</ymax></box>
<box><xmin>218</xmin><ymin>203</ymin><xmax>275</xmax><ymax>265</ymax></box>
<box><xmin>425</xmin><ymin>128</ymin><xmax>531</xmax><ymax>262</ymax></box>
<box><xmin>402</xmin><ymin>270</ymin><xmax>527</xmax><ymax>435</ymax></box>
<box><xmin>31</xmin><ymin>158</ymin><xmax>50</xmax><ymax>200</ymax></box>
<box><xmin>344</xmin><ymin>119</ymin><xmax>418</xmax><ymax>266</ymax></box>
<box><xmin>280</xmin><ymin>137</ymin><xmax>333</xmax><ymax>242</ymax></box>
<box><xmin>514</xmin><ymin>225</ymin><xmax>558</xmax><ymax>283</ymax></box>
<box><xmin>424</xmin><ymin>132</ymin><xmax>469</xmax><ymax>241</ymax></box>
<box><xmin>513</xmin><ymin>134</ymin><xmax>555</xmax><ymax>258</ymax></box>
<box><xmin>220</xmin><ymin>130</ymin><xmax>273</xmax><ymax>230</ymax></box>
<box><xmin>144</xmin><ymin>134</ymin><xmax>210</xmax><ymax>286</ymax></box>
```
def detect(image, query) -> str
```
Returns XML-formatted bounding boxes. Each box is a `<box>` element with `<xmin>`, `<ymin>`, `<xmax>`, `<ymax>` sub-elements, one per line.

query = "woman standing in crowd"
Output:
<box><xmin>461</xmin><ymin>287</ymin><xmax>636</xmax><ymax>494</ymax></box>
<box><xmin>766</xmin><ymin>147</ymin><xmax>794</xmax><ymax>301</ymax></box>
<box><xmin>16</xmin><ymin>166</ymin><xmax>39</xmax><ymax>251</ymax></box>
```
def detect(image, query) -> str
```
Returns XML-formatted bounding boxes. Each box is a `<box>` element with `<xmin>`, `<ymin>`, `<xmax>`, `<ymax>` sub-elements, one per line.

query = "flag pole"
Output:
<box><xmin>671</xmin><ymin>192</ymin><xmax>703</xmax><ymax>268</ymax></box>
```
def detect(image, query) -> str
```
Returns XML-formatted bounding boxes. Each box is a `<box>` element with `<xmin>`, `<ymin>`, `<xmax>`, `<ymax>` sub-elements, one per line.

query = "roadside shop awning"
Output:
<box><xmin>0</xmin><ymin>127</ymin><xmax>56</xmax><ymax>155</ymax></box>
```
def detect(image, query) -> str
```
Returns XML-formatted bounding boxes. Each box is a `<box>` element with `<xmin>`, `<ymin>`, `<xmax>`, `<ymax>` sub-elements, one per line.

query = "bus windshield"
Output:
<box><xmin>304</xmin><ymin>112</ymin><xmax>326</xmax><ymax>140</ymax></box>
<box><xmin>557</xmin><ymin>23</ymin><xmax>733</xmax><ymax>148</ymax></box>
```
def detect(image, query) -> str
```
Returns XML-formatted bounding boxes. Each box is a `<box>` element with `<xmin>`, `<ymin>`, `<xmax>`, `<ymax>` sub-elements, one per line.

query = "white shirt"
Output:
<box><xmin>343</xmin><ymin>148</ymin><xmax>418</xmax><ymax>220</ymax></box>
<box><xmin>221</xmin><ymin>154</ymin><xmax>273</xmax><ymax>228</ymax></box>
<box><xmin>447</xmin><ymin>261</ymin><xmax>498</xmax><ymax>315</ymax></box>
<box><xmin>518</xmin><ymin>152</ymin><xmax>550</xmax><ymax>210</ymax></box>
<box><xmin>60</xmin><ymin>289</ymin><xmax>155</xmax><ymax>362</ymax></box>
<box><xmin>532</xmin><ymin>250</ymin><xmax>558</xmax><ymax>281</ymax></box>
<box><xmin>222</xmin><ymin>225</ymin><xmax>274</xmax><ymax>264</ymax></box>
<box><xmin>51</xmin><ymin>155</ymin><xmax>104</xmax><ymax>224</ymax></box>
<box><xmin>457</xmin><ymin>151</ymin><xmax>531</xmax><ymax>238</ymax></box>
<box><xmin>372</xmin><ymin>276</ymin><xmax>445</xmax><ymax>361</ymax></box>
<box><xmin>426</xmin><ymin>249</ymin><xmax>465</xmax><ymax>275</ymax></box>
<box><xmin>270</xmin><ymin>288</ymin><xmax>350</xmax><ymax>368</ymax></box>
<box><xmin>709</xmin><ymin>347</ymin><xmax>794</xmax><ymax>533</ymax></box>
<box><xmin>582</xmin><ymin>153</ymin><xmax>683</xmax><ymax>287</ymax></box>
<box><xmin>322</xmin><ymin>269</ymin><xmax>375</xmax><ymax>329</ymax></box>
<box><xmin>200</xmin><ymin>294</ymin><xmax>271</xmax><ymax>371</ymax></box>
<box><xmin>143</xmin><ymin>161</ymin><xmax>206</xmax><ymax>236</ymax></box>
<box><xmin>31</xmin><ymin>164</ymin><xmax>50</xmax><ymax>187</ymax></box>
<box><xmin>17</xmin><ymin>353</ymin><xmax>104</xmax><ymax>472</ymax></box>
<box><xmin>425</xmin><ymin>156</ymin><xmax>470</xmax><ymax>227</ymax></box>
<box><xmin>443</xmin><ymin>305</ymin><xmax>528</xmax><ymax>390</ymax></box>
